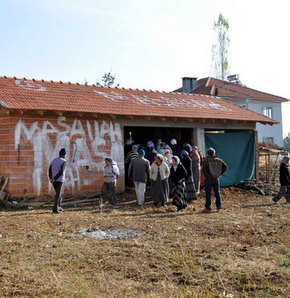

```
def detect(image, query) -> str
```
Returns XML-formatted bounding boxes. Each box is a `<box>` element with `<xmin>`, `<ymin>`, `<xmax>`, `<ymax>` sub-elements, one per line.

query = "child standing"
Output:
<box><xmin>102</xmin><ymin>158</ymin><xmax>120</xmax><ymax>206</ymax></box>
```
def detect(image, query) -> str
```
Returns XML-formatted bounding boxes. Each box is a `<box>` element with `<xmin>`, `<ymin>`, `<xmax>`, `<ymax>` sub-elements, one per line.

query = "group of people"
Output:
<box><xmin>48</xmin><ymin>141</ymin><xmax>290</xmax><ymax>214</ymax></box>
<box><xmin>123</xmin><ymin>138</ymin><xmax>228</xmax><ymax>212</ymax></box>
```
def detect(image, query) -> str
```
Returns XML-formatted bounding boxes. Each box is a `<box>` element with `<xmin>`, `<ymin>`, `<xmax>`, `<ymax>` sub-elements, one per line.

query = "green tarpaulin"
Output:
<box><xmin>205</xmin><ymin>131</ymin><xmax>255</xmax><ymax>187</ymax></box>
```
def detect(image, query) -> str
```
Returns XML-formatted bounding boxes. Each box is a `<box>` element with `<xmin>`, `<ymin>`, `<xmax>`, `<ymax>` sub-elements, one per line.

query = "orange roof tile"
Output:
<box><xmin>0</xmin><ymin>76</ymin><xmax>277</xmax><ymax>125</ymax></box>
<box><xmin>175</xmin><ymin>77</ymin><xmax>289</xmax><ymax>102</ymax></box>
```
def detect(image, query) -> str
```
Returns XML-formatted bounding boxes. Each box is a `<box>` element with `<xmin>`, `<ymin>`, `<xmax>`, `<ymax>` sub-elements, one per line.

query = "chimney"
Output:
<box><xmin>182</xmin><ymin>77</ymin><xmax>197</xmax><ymax>93</ymax></box>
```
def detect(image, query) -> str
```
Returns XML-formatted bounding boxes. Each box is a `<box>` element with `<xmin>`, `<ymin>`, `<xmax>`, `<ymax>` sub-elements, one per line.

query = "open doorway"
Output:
<box><xmin>124</xmin><ymin>126</ymin><xmax>193</xmax><ymax>155</ymax></box>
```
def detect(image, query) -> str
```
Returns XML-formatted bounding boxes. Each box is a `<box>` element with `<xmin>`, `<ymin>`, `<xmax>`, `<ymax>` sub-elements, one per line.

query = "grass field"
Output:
<box><xmin>0</xmin><ymin>187</ymin><xmax>289</xmax><ymax>297</ymax></box>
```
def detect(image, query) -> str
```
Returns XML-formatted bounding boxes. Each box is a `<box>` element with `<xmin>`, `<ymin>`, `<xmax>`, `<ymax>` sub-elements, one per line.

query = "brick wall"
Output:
<box><xmin>0</xmin><ymin>112</ymin><xmax>124</xmax><ymax>199</ymax></box>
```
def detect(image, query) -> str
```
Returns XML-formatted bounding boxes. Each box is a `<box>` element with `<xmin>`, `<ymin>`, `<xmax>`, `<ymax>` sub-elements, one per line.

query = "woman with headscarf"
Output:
<box><xmin>180</xmin><ymin>150</ymin><xmax>197</xmax><ymax>202</ymax></box>
<box><xmin>102</xmin><ymin>157</ymin><xmax>120</xmax><ymax>206</ymax></box>
<box><xmin>190</xmin><ymin>146</ymin><xmax>201</xmax><ymax>194</ymax></box>
<box><xmin>146</xmin><ymin>140</ymin><xmax>157</xmax><ymax>164</ymax></box>
<box><xmin>150</xmin><ymin>154</ymin><xmax>170</xmax><ymax>207</ymax></box>
<box><xmin>170</xmin><ymin>156</ymin><xmax>188</xmax><ymax>211</ymax></box>
<box><xmin>162</xmin><ymin>149</ymin><xmax>172</xmax><ymax>168</ymax></box>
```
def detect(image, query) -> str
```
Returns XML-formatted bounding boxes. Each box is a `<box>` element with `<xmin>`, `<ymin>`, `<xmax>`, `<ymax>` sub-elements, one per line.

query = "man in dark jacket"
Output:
<box><xmin>272</xmin><ymin>156</ymin><xmax>290</xmax><ymax>204</ymax></box>
<box><xmin>49</xmin><ymin>148</ymin><xmax>67</xmax><ymax>214</ymax></box>
<box><xmin>202</xmin><ymin>148</ymin><xmax>228</xmax><ymax>212</ymax></box>
<box><xmin>128</xmin><ymin>149</ymin><xmax>150</xmax><ymax>206</ymax></box>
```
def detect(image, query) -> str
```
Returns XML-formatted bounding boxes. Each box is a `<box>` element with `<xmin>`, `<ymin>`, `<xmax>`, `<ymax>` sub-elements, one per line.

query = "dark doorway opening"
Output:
<box><xmin>124</xmin><ymin>126</ymin><xmax>193</xmax><ymax>152</ymax></box>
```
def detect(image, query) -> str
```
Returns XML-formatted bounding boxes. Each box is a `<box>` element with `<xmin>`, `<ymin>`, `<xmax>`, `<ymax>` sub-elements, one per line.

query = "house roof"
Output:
<box><xmin>0</xmin><ymin>76</ymin><xmax>277</xmax><ymax>125</ymax></box>
<box><xmin>174</xmin><ymin>77</ymin><xmax>289</xmax><ymax>103</ymax></box>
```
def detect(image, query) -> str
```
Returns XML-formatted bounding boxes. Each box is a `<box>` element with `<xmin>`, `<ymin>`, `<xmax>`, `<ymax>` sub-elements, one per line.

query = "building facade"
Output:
<box><xmin>175</xmin><ymin>77</ymin><xmax>288</xmax><ymax>147</ymax></box>
<box><xmin>0</xmin><ymin>76</ymin><xmax>275</xmax><ymax>199</ymax></box>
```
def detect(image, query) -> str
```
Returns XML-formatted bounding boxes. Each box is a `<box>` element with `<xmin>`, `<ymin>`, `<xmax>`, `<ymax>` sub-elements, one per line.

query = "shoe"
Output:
<box><xmin>52</xmin><ymin>210</ymin><xmax>60</xmax><ymax>214</ymax></box>
<box><xmin>216</xmin><ymin>208</ymin><xmax>221</xmax><ymax>212</ymax></box>
<box><xmin>202</xmin><ymin>208</ymin><xmax>211</xmax><ymax>213</ymax></box>
<box><xmin>177</xmin><ymin>205</ymin><xmax>186</xmax><ymax>212</ymax></box>
<box><xmin>58</xmin><ymin>207</ymin><xmax>64</xmax><ymax>212</ymax></box>
<box><xmin>104</xmin><ymin>201</ymin><xmax>111</xmax><ymax>205</ymax></box>
<box><xmin>272</xmin><ymin>198</ymin><xmax>278</xmax><ymax>205</ymax></box>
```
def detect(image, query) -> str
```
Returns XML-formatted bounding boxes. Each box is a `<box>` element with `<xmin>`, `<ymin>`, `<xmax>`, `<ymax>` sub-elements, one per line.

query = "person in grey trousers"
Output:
<box><xmin>49</xmin><ymin>148</ymin><xmax>67</xmax><ymax>214</ymax></box>
<box><xmin>128</xmin><ymin>149</ymin><xmax>150</xmax><ymax>206</ymax></box>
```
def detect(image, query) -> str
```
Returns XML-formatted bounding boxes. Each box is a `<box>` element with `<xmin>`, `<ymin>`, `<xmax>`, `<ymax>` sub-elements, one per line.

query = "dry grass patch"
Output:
<box><xmin>0</xmin><ymin>187</ymin><xmax>289</xmax><ymax>297</ymax></box>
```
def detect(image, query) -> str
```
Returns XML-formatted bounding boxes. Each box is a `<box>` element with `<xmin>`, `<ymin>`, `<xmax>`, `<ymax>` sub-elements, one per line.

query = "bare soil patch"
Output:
<box><xmin>0</xmin><ymin>186</ymin><xmax>289</xmax><ymax>297</ymax></box>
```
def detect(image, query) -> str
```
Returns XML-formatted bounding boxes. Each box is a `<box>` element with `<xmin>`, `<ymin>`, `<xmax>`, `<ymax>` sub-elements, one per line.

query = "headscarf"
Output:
<box><xmin>180</xmin><ymin>150</ymin><xmax>188</xmax><ymax>157</ymax></box>
<box><xmin>147</xmin><ymin>140</ymin><xmax>155</xmax><ymax>149</ymax></box>
<box><xmin>170</xmin><ymin>138</ymin><xmax>177</xmax><ymax>145</ymax></box>
<box><xmin>156</xmin><ymin>154</ymin><xmax>164</xmax><ymax>162</ymax></box>
<box><xmin>172</xmin><ymin>155</ymin><xmax>180</xmax><ymax>171</ymax></box>
<box><xmin>162</xmin><ymin>149</ymin><xmax>170</xmax><ymax>156</ymax></box>
<box><xmin>105</xmin><ymin>157</ymin><xmax>112</xmax><ymax>164</ymax></box>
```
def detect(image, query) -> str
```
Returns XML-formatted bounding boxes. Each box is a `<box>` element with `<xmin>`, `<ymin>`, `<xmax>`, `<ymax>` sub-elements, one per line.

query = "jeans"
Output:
<box><xmin>205</xmin><ymin>178</ymin><xmax>221</xmax><ymax>210</ymax></box>
<box><xmin>134</xmin><ymin>182</ymin><xmax>146</xmax><ymax>205</ymax></box>
<box><xmin>52</xmin><ymin>181</ymin><xmax>63</xmax><ymax>212</ymax></box>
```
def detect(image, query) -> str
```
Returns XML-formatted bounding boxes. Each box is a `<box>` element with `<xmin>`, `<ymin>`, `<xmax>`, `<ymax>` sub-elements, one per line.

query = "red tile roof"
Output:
<box><xmin>175</xmin><ymin>77</ymin><xmax>289</xmax><ymax>102</ymax></box>
<box><xmin>0</xmin><ymin>76</ymin><xmax>276</xmax><ymax>125</ymax></box>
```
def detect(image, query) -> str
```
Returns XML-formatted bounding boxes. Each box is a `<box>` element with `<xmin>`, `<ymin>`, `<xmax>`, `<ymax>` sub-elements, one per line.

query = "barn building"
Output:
<box><xmin>0</xmin><ymin>76</ymin><xmax>276</xmax><ymax>199</ymax></box>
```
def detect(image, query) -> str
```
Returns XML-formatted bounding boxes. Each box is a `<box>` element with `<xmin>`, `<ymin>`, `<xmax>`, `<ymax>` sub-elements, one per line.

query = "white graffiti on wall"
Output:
<box><xmin>15</xmin><ymin>79</ymin><xmax>47</xmax><ymax>92</ymax></box>
<box><xmin>14</xmin><ymin>117</ymin><xmax>123</xmax><ymax>195</ymax></box>
<box><xmin>94</xmin><ymin>90</ymin><xmax>232</xmax><ymax>112</ymax></box>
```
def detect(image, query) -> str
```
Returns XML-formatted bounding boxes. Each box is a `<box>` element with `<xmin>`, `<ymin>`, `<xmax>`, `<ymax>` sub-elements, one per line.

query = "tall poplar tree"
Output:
<box><xmin>212</xmin><ymin>13</ymin><xmax>230</xmax><ymax>80</ymax></box>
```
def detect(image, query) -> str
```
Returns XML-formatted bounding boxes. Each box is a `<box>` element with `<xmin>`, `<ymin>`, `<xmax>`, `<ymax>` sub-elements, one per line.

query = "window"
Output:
<box><xmin>263</xmin><ymin>137</ymin><xmax>274</xmax><ymax>144</ymax></box>
<box><xmin>261</xmin><ymin>106</ymin><xmax>273</xmax><ymax>119</ymax></box>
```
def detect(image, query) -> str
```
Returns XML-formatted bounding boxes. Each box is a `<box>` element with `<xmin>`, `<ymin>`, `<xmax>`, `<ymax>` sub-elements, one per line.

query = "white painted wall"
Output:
<box><xmin>223</xmin><ymin>98</ymin><xmax>284</xmax><ymax>146</ymax></box>
<box><xmin>248</xmin><ymin>101</ymin><xmax>283</xmax><ymax>146</ymax></box>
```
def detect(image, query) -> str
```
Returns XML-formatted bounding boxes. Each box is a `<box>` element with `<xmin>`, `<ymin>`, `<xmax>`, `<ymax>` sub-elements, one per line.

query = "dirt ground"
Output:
<box><xmin>0</xmin><ymin>187</ymin><xmax>289</xmax><ymax>297</ymax></box>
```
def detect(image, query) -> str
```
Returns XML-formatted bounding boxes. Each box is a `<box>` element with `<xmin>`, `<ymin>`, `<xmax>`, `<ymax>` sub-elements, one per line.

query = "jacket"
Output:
<box><xmin>170</xmin><ymin>163</ymin><xmax>187</xmax><ymax>185</ymax></box>
<box><xmin>49</xmin><ymin>157</ymin><xmax>66</xmax><ymax>182</ymax></box>
<box><xmin>202</xmin><ymin>156</ymin><xmax>228</xmax><ymax>179</ymax></box>
<box><xmin>103</xmin><ymin>161</ymin><xmax>120</xmax><ymax>183</ymax></box>
<box><xmin>280</xmin><ymin>162</ymin><xmax>290</xmax><ymax>186</ymax></box>
<box><xmin>128</xmin><ymin>156</ymin><xmax>150</xmax><ymax>183</ymax></box>
<box><xmin>181</xmin><ymin>156</ymin><xmax>193</xmax><ymax>178</ymax></box>
<box><xmin>150</xmin><ymin>162</ymin><xmax>170</xmax><ymax>181</ymax></box>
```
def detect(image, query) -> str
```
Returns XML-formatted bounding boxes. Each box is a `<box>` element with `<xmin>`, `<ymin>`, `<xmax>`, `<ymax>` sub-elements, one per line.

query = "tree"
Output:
<box><xmin>96</xmin><ymin>72</ymin><xmax>119</xmax><ymax>87</ymax></box>
<box><xmin>283</xmin><ymin>133</ymin><xmax>290</xmax><ymax>150</ymax></box>
<box><xmin>212</xmin><ymin>13</ymin><xmax>230</xmax><ymax>80</ymax></box>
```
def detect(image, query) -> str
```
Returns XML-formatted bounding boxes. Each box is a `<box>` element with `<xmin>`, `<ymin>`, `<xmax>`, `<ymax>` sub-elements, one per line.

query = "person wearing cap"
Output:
<box><xmin>128</xmin><ymin>149</ymin><xmax>151</xmax><ymax>206</ymax></box>
<box><xmin>202</xmin><ymin>148</ymin><xmax>228</xmax><ymax>213</ymax></box>
<box><xmin>102</xmin><ymin>158</ymin><xmax>120</xmax><ymax>206</ymax></box>
<box><xmin>48</xmin><ymin>148</ymin><xmax>67</xmax><ymax>214</ymax></box>
<box><xmin>125</xmin><ymin>145</ymin><xmax>139</xmax><ymax>187</ymax></box>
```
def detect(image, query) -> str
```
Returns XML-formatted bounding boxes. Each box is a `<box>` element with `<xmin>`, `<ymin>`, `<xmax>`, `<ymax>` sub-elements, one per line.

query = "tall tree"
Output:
<box><xmin>283</xmin><ymin>132</ymin><xmax>290</xmax><ymax>150</ymax></box>
<box><xmin>96</xmin><ymin>72</ymin><xmax>119</xmax><ymax>87</ymax></box>
<box><xmin>212</xmin><ymin>13</ymin><xmax>230</xmax><ymax>80</ymax></box>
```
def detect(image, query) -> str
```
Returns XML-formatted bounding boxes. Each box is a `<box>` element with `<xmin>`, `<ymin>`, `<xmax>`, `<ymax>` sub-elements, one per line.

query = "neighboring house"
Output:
<box><xmin>174</xmin><ymin>77</ymin><xmax>289</xmax><ymax>147</ymax></box>
<box><xmin>0</xmin><ymin>76</ymin><xmax>275</xmax><ymax>198</ymax></box>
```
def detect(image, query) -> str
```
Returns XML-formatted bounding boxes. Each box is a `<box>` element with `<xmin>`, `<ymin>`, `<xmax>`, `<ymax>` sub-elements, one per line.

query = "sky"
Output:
<box><xmin>0</xmin><ymin>0</ymin><xmax>289</xmax><ymax>136</ymax></box>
